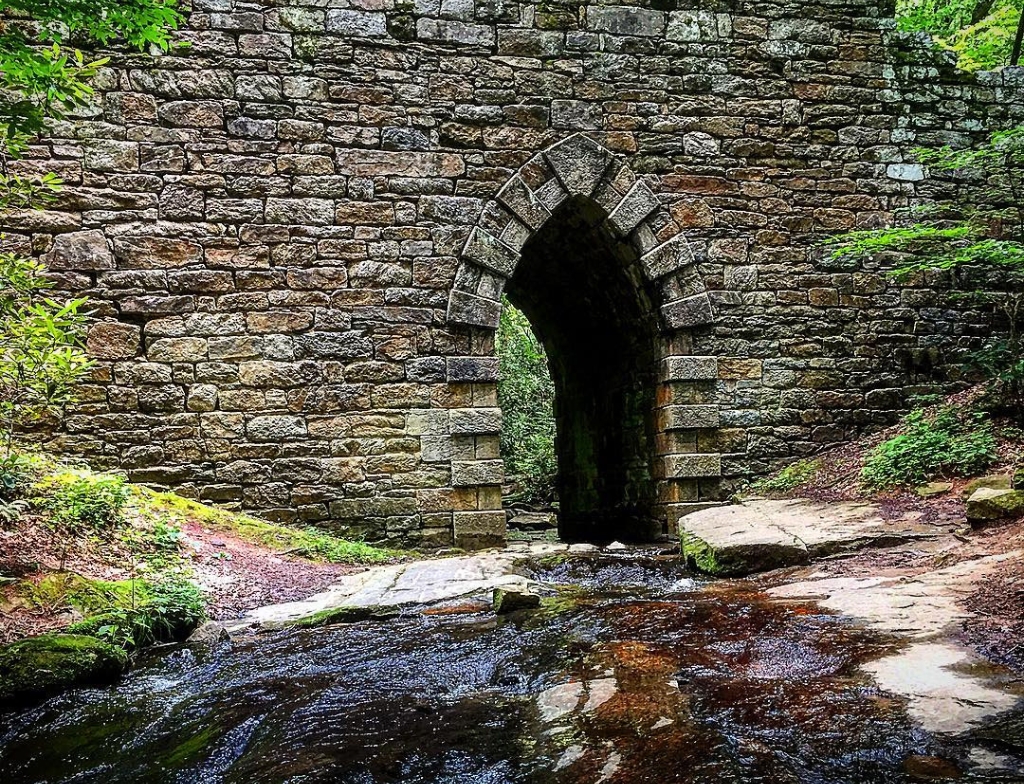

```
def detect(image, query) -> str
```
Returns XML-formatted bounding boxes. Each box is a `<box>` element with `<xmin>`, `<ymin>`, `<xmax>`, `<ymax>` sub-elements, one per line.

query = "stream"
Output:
<box><xmin>1</xmin><ymin>552</ymin><xmax>1021</xmax><ymax>783</ymax></box>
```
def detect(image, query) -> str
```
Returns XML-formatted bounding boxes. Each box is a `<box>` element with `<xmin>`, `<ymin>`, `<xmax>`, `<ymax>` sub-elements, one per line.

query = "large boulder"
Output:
<box><xmin>0</xmin><ymin>634</ymin><xmax>128</xmax><ymax>706</ymax></box>
<box><xmin>966</xmin><ymin>487</ymin><xmax>1024</xmax><ymax>526</ymax></box>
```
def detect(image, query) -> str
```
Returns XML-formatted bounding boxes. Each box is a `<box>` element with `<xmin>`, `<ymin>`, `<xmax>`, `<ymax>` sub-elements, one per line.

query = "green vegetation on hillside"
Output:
<box><xmin>862</xmin><ymin>406</ymin><xmax>998</xmax><ymax>488</ymax></box>
<box><xmin>897</xmin><ymin>0</ymin><xmax>1024</xmax><ymax>71</ymax></box>
<box><xmin>496</xmin><ymin>299</ymin><xmax>557</xmax><ymax>504</ymax></box>
<box><xmin>137</xmin><ymin>488</ymin><xmax>399</xmax><ymax>564</ymax></box>
<box><xmin>0</xmin><ymin>455</ymin><xmax>398</xmax><ymax>704</ymax></box>
<box><xmin>828</xmin><ymin>127</ymin><xmax>1024</xmax><ymax>420</ymax></box>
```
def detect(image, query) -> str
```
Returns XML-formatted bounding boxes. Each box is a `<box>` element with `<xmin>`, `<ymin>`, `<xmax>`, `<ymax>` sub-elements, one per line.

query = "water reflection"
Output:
<box><xmin>0</xmin><ymin>554</ymin><xmax>1017</xmax><ymax>783</ymax></box>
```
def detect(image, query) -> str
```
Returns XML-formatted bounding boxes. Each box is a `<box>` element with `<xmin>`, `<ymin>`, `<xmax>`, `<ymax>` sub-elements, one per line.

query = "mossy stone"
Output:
<box><xmin>0</xmin><ymin>634</ymin><xmax>129</xmax><ymax>706</ymax></box>
<box><xmin>966</xmin><ymin>488</ymin><xmax>1024</xmax><ymax>526</ymax></box>
<box><xmin>492</xmin><ymin>587</ymin><xmax>541</xmax><ymax>614</ymax></box>
<box><xmin>285</xmin><ymin>605</ymin><xmax>397</xmax><ymax>629</ymax></box>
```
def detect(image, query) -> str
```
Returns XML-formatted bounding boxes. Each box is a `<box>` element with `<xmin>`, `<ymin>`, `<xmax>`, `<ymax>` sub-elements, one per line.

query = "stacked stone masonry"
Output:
<box><xmin>11</xmin><ymin>0</ymin><xmax>1024</xmax><ymax>547</ymax></box>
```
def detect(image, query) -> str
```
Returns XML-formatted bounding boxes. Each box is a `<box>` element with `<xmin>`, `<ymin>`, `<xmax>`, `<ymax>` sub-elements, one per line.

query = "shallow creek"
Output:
<box><xmin>1</xmin><ymin>553</ymin><xmax>1022</xmax><ymax>783</ymax></box>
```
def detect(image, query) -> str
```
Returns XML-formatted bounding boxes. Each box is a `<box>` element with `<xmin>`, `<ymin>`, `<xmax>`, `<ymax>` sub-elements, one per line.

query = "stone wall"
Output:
<box><xmin>10</xmin><ymin>0</ymin><xmax>1024</xmax><ymax>547</ymax></box>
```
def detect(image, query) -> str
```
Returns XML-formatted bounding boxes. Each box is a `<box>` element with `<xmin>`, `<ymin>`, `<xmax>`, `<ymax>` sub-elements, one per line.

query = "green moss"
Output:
<box><xmin>164</xmin><ymin>724</ymin><xmax>221</xmax><ymax>768</ymax></box>
<box><xmin>536</xmin><ymin>586</ymin><xmax>587</xmax><ymax>617</ymax></box>
<box><xmin>680</xmin><ymin>531</ymin><xmax>722</xmax><ymax>576</ymax></box>
<box><xmin>286</xmin><ymin>605</ymin><xmax>397</xmax><ymax>629</ymax></box>
<box><xmin>751</xmin><ymin>459</ymin><xmax>821</xmax><ymax>496</ymax></box>
<box><xmin>35</xmin><ymin>469</ymin><xmax>131</xmax><ymax>532</ymax></box>
<box><xmin>0</xmin><ymin>634</ymin><xmax>128</xmax><ymax>705</ymax></box>
<box><xmin>22</xmin><ymin>573</ymin><xmax>205</xmax><ymax>650</ymax></box>
<box><xmin>137</xmin><ymin>488</ymin><xmax>400</xmax><ymax>565</ymax></box>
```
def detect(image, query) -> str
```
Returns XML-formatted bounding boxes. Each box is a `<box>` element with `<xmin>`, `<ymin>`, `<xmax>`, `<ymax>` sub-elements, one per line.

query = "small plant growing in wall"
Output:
<box><xmin>827</xmin><ymin>126</ymin><xmax>1024</xmax><ymax>420</ymax></box>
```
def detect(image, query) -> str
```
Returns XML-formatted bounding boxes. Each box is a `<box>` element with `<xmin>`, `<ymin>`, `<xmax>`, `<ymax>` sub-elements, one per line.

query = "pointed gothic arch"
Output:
<box><xmin>445</xmin><ymin>134</ymin><xmax>725</xmax><ymax>544</ymax></box>
<box><xmin>446</xmin><ymin>133</ymin><xmax>716</xmax><ymax>334</ymax></box>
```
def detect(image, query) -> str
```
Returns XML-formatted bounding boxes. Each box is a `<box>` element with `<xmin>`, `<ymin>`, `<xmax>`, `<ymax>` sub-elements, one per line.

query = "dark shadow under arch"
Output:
<box><xmin>505</xmin><ymin>196</ymin><xmax>663</xmax><ymax>543</ymax></box>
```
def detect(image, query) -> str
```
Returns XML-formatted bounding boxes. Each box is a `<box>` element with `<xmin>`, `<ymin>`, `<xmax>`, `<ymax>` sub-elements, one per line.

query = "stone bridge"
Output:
<box><xmin>14</xmin><ymin>0</ymin><xmax>1024</xmax><ymax>547</ymax></box>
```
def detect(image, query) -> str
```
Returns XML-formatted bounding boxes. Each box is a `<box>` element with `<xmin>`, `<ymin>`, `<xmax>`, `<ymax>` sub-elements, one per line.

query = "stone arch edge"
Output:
<box><xmin>445</xmin><ymin>132</ymin><xmax>716</xmax><ymax>336</ymax></box>
<box><xmin>440</xmin><ymin>133</ymin><xmax>725</xmax><ymax>541</ymax></box>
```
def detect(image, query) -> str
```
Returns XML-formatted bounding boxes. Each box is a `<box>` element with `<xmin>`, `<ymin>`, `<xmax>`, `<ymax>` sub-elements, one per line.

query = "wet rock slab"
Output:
<box><xmin>225</xmin><ymin>543</ymin><xmax>564</xmax><ymax>631</ymax></box>
<box><xmin>678</xmin><ymin>499</ymin><xmax>947</xmax><ymax>576</ymax></box>
<box><xmin>770</xmin><ymin>552</ymin><xmax>1024</xmax><ymax>736</ymax></box>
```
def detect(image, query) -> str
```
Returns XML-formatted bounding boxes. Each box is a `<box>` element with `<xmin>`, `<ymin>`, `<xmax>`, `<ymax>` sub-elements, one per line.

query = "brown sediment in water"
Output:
<box><xmin>0</xmin><ymin>554</ymin><xmax>1015</xmax><ymax>783</ymax></box>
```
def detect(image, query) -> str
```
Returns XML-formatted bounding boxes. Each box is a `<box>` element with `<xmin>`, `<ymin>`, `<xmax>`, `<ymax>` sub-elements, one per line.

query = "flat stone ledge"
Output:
<box><xmin>678</xmin><ymin>498</ymin><xmax>949</xmax><ymax>577</ymax></box>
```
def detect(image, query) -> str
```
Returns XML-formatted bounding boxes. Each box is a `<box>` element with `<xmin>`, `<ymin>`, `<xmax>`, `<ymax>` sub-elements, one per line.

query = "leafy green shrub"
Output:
<box><xmin>0</xmin><ymin>452</ymin><xmax>46</xmax><ymax>513</ymax></box>
<box><xmin>66</xmin><ymin>578</ymin><xmax>205</xmax><ymax>650</ymax></box>
<box><xmin>861</xmin><ymin>407</ymin><xmax>997</xmax><ymax>488</ymax></box>
<box><xmin>41</xmin><ymin>472</ymin><xmax>131</xmax><ymax>533</ymax></box>
<box><xmin>496</xmin><ymin>299</ymin><xmax>557</xmax><ymax>504</ymax></box>
<box><xmin>752</xmin><ymin>459</ymin><xmax>821</xmax><ymax>495</ymax></box>
<box><xmin>1</xmin><ymin>254</ymin><xmax>93</xmax><ymax>456</ymax></box>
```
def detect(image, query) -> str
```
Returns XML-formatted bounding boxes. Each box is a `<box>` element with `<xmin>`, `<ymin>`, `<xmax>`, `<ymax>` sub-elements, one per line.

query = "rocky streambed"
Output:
<box><xmin>1</xmin><ymin>530</ymin><xmax>1023</xmax><ymax>783</ymax></box>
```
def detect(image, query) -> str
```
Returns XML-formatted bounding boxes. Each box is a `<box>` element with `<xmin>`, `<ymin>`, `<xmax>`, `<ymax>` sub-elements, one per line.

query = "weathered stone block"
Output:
<box><xmin>266</xmin><ymin>198</ymin><xmax>335</xmax><ymax>225</ymax></box>
<box><xmin>663</xmin><ymin>356</ymin><xmax>718</xmax><ymax>381</ymax></box>
<box><xmin>88</xmin><ymin>322</ymin><xmax>141</xmax><ymax>360</ymax></box>
<box><xmin>663</xmin><ymin>405</ymin><xmax>720</xmax><ymax>430</ymax></box>
<box><xmin>664</xmin><ymin>454</ymin><xmax>723</xmax><ymax>479</ymax></box>
<box><xmin>543</xmin><ymin>134</ymin><xmax>612</xmax><ymax>197</ymax></box>
<box><xmin>450</xmin><ymin>408</ymin><xmax>502</xmax><ymax>435</ymax></box>
<box><xmin>158</xmin><ymin>101</ymin><xmax>224</xmax><ymax>127</ymax></box>
<box><xmin>447</xmin><ymin>357</ymin><xmax>500</xmax><ymax>383</ymax></box>
<box><xmin>247</xmin><ymin>415</ymin><xmax>307</xmax><ymax>441</ymax></box>
<box><xmin>148</xmin><ymin>337</ymin><xmax>208</xmax><ymax>362</ymax></box>
<box><xmin>47</xmin><ymin>230</ymin><xmax>114</xmax><ymax>271</ymax></box>
<box><xmin>113</xmin><ymin>237</ymin><xmax>202</xmax><ymax>269</ymax></box>
<box><xmin>496</xmin><ymin>175</ymin><xmax>552</xmax><ymax>231</ymax></box>
<box><xmin>461</xmin><ymin>229</ymin><xmax>518</xmax><ymax>278</ymax></box>
<box><xmin>83</xmin><ymin>140</ymin><xmax>138</xmax><ymax>172</ymax></box>
<box><xmin>451</xmin><ymin>459</ymin><xmax>504</xmax><ymax>486</ymax></box>
<box><xmin>608</xmin><ymin>181</ymin><xmax>661</xmax><ymax>235</ymax></box>
<box><xmin>417</xmin><ymin>18</ymin><xmax>495</xmax><ymax>46</ymax></box>
<box><xmin>550</xmin><ymin>100</ymin><xmax>602</xmax><ymax>131</ymax></box>
<box><xmin>586</xmin><ymin>6</ymin><xmax>665</xmax><ymax>36</ymax></box>
<box><xmin>326</xmin><ymin>9</ymin><xmax>387</xmax><ymax>37</ymax></box>
<box><xmin>641</xmin><ymin>235</ymin><xmax>694</xmax><ymax>279</ymax></box>
<box><xmin>453</xmin><ymin>510</ymin><xmax>506</xmax><ymax>548</ymax></box>
<box><xmin>662</xmin><ymin>294</ymin><xmax>714</xmax><ymax>329</ymax></box>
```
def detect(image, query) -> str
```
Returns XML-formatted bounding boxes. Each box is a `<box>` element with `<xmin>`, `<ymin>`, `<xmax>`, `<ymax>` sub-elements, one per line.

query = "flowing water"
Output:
<box><xmin>1</xmin><ymin>553</ymin><xmax>1021</xmax><ymax>783</ymax></box>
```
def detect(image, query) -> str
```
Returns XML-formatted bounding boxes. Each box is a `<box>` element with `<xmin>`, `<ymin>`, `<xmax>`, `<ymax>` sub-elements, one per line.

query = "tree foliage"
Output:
<box><xmin>0</xmin><ymin>254</ymin><xmax>92</xmax><ymax>456</ymax></box>
<box><xmin>496</xmin><ymin>300</ymin><xmax>557</xmax><ymax>504</ymax></box>
<box><xmin>896</xmin><ymin>0</ymin><xmax>1024</xmax><ymax>71</ymax></box>
<box><xmin>0</xmin><ymin>0</ymin><xmax>181</xmax><ymax>454</ymax></box>
<box><xmin>0</xmin><ymin>0</ymin><xmax>182</xmax><ymax>188</ymax></box>
<box><xmin>826</xmin><ymin>127</ymin><xmax>1024</xmax><ymax>416</ymax></box>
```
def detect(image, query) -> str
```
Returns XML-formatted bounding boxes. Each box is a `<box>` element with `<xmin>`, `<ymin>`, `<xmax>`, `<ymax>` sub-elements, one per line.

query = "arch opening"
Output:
<box><xmin>504</xmin><ymin>196</ymin><xmax>663</xmax><ymax>544</ymax></box>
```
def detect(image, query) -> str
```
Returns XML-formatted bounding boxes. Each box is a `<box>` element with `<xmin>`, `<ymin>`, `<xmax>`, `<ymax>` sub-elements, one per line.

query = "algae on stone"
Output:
<box><xmin>0</xmin><ymin>634</ymin><xmax>129</xmax><ymax>705</ymax></box>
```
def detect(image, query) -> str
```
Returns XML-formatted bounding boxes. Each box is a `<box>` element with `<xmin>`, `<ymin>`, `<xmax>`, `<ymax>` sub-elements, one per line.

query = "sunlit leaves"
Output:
<box><xmin>0</xmin><ymin>0</ymin><xmax>182</xmax><ymax>176</ymax></box>
<box><xmin>897</xmin><ymin>0</ymin><xmax>1024</xmax><ymax>71</ymax></box>
<box><xmin>0</xmin><ymin>253</ymin><xmax>93</xmax><ymax>452</ymax></box>
<box><xmin>828</xmin><ymin>126</ymin><xmax>1024</xmax><ymax>415</ymax></box>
